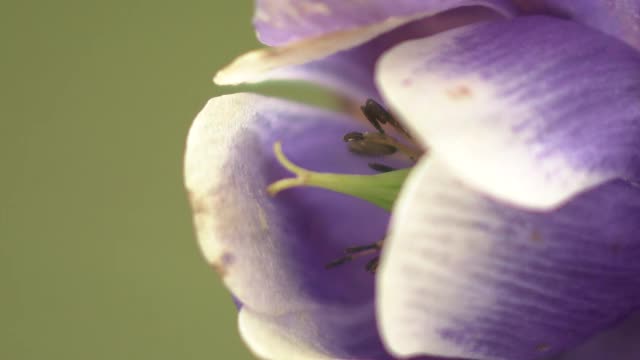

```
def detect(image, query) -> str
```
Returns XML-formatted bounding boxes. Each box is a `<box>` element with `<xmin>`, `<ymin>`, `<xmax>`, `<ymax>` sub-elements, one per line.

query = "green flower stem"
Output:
<box><xmin>267</xmin><ymin>142</ymin><xmax>410</xmax><ymax>211</ymax></box>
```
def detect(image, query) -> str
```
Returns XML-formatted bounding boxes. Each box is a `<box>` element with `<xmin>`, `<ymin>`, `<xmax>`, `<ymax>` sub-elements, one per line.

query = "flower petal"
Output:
<box><xmin>239</xmin><ymin>307</ymin><xmax>463</xmax><ymax>360</ymax></box>
<box><xmin>215</xmin><ymin>4</ymin><xmax>513</xmax><ymax>89</ymax></box>
<box><xmin>377</xmin><ymin>16</ymin><xmax>640</xmax><ymax>209</ymax></box>
<box><xmin>238</xmin><ymin>308</ymin><xmax>341</xmax><ymax>360</ymax></box>
<box><xmin>239</xmin><ymin>306</ymin><xmax>392</xmax><ymax>360</ymax></box>
<box><xmin>253</xmin><ymin>0</ymin><xmax>515</xmax><ymax>46</ymax></box>
<box><xmin>260</xmin><ymin>6</ymin><xmax>504</xmax><ymax>102</ymax></box>
<box><xmin>377</xmin><ymin>157</ymin><xmax>640</xmax><ymax>360</ymax></box>
<box><xmin>184</xmin><ymin>93</ymin><xmax>395</xmax><ymax>358</ymax></box>
<box><xmin>514</xmin><ymin>0</ymin><xmax>640</xmax><ymax>50</ymax></box>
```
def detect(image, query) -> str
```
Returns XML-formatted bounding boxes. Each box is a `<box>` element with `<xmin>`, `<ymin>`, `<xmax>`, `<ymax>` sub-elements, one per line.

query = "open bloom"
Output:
<box><xmin>185</xmin><ymin>1</ymin><xmax>640</xmax><ymax>359</ymax></box>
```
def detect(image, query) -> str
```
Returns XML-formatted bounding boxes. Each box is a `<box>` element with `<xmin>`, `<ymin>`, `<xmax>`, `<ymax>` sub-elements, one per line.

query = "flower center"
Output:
<box><xmin>267</xmin><ymin>142</ymin><xmax>411</xmax><ymax>211</ymax></box>
<box><xmin>268</xmin><ymin>99</ymin><xmax>424</xmax><ymax>273</ymax></box>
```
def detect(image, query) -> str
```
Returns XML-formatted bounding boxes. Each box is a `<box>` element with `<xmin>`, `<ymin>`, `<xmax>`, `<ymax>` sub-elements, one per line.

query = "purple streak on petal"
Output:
<box><xmin>514</xmin><ymin>0</ymin><xmax>640</xmax><ymax>50</ymax></box>
<box><xmin>232</xmin><ymin>296</ymin><xmax>243</xmax><ymax>310</ymax></box>
<box><xmin>253</xmin><ymin>0</ymin><xmax>516</xmax><ymax>46</ymax></box>
<box><xmin>185</xmin><ymin>93</ymin><xmax>412</xmax><ymax>359</ymax></box>
<box><xmin>267</xmin><ymin>6</ymin><xmax>504</xmax><ymax>102</ymax></box>
<box><xmin>377</xmin><ymin>16</ymin><xmax>640</xmax><ymax>208</ymax></box>
<box><xmin>378</xmin><ymin>158</ymin><xmax>640</xmax><ymax>360</ymax></box>
<box><xmin>436</xmin><ymin>17</ymin><xmax>640</xmax><ymax>179</ymax></box>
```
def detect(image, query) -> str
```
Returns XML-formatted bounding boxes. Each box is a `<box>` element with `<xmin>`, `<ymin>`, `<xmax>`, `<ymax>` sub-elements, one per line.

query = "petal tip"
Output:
<box><xmin>213</xmin><ymin>51</ymin><xmax>269</xmax><ymax>85</ymax></box>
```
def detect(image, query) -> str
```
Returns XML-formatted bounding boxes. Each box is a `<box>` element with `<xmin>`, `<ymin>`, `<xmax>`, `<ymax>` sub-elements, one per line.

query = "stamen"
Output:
<box><xmin>361</xmin><ymin>100</ymin><xmax>387</xmax><ymax>134</ymax></box>
<box><xmin>325</xmin><ymin>257</ymin><xmax>352</xmax><ymax>269</ymax></box>
<box><xmin>325</xmin><ymin>240</ymin><xmax>383</xmax><ymax>273</ymax></box>
<box><xmin>344</xmin><ymin>131</ymin><xmax>421</xmax><ymax>161</ymax></box>
<box><xmin>365</xmin><ymin>257</ymin><xmax>380</xmax><ymax>273</ymax></box>
<box><xmin>343</xmin><ymin>99</ymin><xmax>425</xmax><ymax>162</ymax></box>
<box><xmin>270</xmin><ymin>101</ymin><xmax>422</xmax><ymax>275</ymax></box>
<box><xmin>345</xmin><ymin>131</ymin><xmax>398</xmax><ymax>157</ymax></box>
<box><xmin>343</xmin><ymin>132</ymin><xmax>365</xmax><ymax>142</ymax></box>
<box><xmin>361</xmin><ymin>98</ymin><xmax>412</xmax><ymax>140</ymax></box>
<box><xmin>345</xmin><ymin>242</ymin><xmax>382</xmax><ymax>254</ymax></box>
<box><xmin>368</xmin><ymin>163</ymin><xmax>395</xmax><ymax>173</ymax></box>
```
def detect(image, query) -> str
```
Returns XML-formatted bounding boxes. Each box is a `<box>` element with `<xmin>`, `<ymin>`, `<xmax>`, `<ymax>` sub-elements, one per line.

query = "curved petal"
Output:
<box><xmin>215</xmin><ymin>4</ymin><xmax>512</xmax><ymax>88</ymax></box>
<box><xmin>377</xmin><ymin>16</ymin><xmax>640</xmax><ymax>209</ymax></box>
<box><xmin>377</xmin><ymin>156</ymin><xmax>640</xmax><ymax>360</ymax></box>
<box><xmin>262</xmin><ymin>6</ymin><xmax>504</xmax><ymax>102</ymax></box>
<box><xmin>184</xmin><ymin>93</ymin><xmax>396</xmax><ymax>358</ymax></box>
<box><xmin>551</xmin><ymin>312</ymin><xmax>640</xmax><ymax>360</ymax></box>
<box><xmin>253</xmin><ymin>0</ymin><xmax>515</xmax><ymax>46</ymax></box>
<box><xmin>513</xmin><ymin>0</ymin><xmax>640</xmax><ymax>50</ymax></box>
<box><xmin>239</xmin><ymin>306</ymin><xmax>392</xmax><ymax>360</ymax></box>
<box><xmin>238</xmin><ymin>308</ymin><xmax>341</xmax><ymax>360</ymax></box>
<box><xmin>239</xmin><ymin>307</ymin><xmax>464</xmax><ymax>360</ymax></box>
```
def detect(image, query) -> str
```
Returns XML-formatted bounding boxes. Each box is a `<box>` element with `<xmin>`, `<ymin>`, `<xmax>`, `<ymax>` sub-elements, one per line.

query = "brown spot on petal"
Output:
<box><xmin>447</xmin><ymin>85</ymin><xmax>472</xmax><ymax>100</ymax></box>
<box><xmin>402</xmin><ymin>78</ymin><xmax>413</xmax><ymax>87</ymax></box>
<box><xmin>211</xmin><ymin>262</ymin><xmax>226</xmax><ymax>277</ymax></box>
<box><xmin>211</xmin><ymin>252</ymin><xmax>235</xmax><ymax>278</ymax></box>
<box><xmin>530</xmin><ymin>230</ymin><xmax>543</xmax><ymax>243</ymax></box>
<box><xmin>536</xmin><ymin>343</ymin><xmax>551</xmax><ymax>352</ymax></box>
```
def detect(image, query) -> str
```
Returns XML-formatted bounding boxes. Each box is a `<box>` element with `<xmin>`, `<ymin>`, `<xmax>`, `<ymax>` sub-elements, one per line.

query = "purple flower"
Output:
<box><xmin>184</xmin><ymin>1</ymin><xmax>640</xmax><ymax>359</ymax></box>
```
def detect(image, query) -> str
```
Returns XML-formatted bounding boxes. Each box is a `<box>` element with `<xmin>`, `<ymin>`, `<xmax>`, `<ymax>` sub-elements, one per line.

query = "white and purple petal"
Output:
<box><xmin>215</xmin><ymin>3</ymin><xmax>511</xmax><ymax>95</ymax></box>
<box><xmin>238</xmin><ymin>305</ymin><xmax>394</xmax><ymax>360</ymax></box>
<box><xmin>377</xmin><ymin>157</ymin><xmax>640</xmax><ymax>360</ymax></box>
<box><xmin>185</xmin><ymin>93</ymin><xmax>399</xmax><ymax>359</ymax></box>
<box><xmin>253</xmin><ymin>0</ymin><xmax>515</xmax><ymax>46</ymax></box>
<box><xmin>377</xmin><ymin>16</ymin><xmax>640</xmax><ymax>209</ymax></box>
<box><xmin>262</xmin><ymin>6</ymin><xmax>504</xmax><ymax>102</ymax></box>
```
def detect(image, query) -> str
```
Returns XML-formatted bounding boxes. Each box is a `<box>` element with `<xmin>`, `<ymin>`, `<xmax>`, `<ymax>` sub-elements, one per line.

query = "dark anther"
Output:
<box><xmin>343</xmin><ymin>99</ymin><xmax>418</xmax><ymax>158</ymax></box>
<box><xmin>348</xmin><ymin>141</ymin><xmax>397</xmax><ymax>157</ymax></box>
<box><xmin>368</xmin><ymin>163</ymin><xmax>395</xmax><ymax>173</ymax></box>
<box><xmin>325</xmin><ymin>256</ymin><xmax>352</xmax><ymax>269</ymax></box>
<box><xmin>343</xmin><ymin>131</ymin><xmax>365</xmax><ymax>142</ymax></box>
<box><xmin>343</xmin><ymin>132</ymin><xmax>397</xmax><ymax>157</ymax></box>
<box><xmin>365</xmin><ymin>257</ymin><xmax>379</xmax><ymax>273</ymax></box>
<box><xmin>360</xmin><ymin>98</ymin><xmax>412</xmax><ymax>139</ymax></box>
<box><xmin>345</xmin><ymin>242</ymin><xmax>381</xmax><ymax>254</ymax></box>
<box><xmin>325</xmin><ymin>241</ymin><xmax>383</xmax><ymax>273</ymax></box>
<box><xmin>360</xmin><ymin>99</ymin><xmax>391</xmax><ymax>134</ymax></box>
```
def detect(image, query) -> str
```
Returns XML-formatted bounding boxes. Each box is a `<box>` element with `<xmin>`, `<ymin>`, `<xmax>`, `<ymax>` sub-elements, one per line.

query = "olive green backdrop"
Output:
<box><xmin>1</xmin><ymin>1</ymin><xmax>332</xmax><ymax>359</ymax></box>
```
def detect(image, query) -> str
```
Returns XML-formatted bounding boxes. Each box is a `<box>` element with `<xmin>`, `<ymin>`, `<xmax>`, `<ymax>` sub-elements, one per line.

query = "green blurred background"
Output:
<box><xmin>1</xmin><ymin>1</ymin><xmax>332</xmax><ymax>359</ymax></box>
